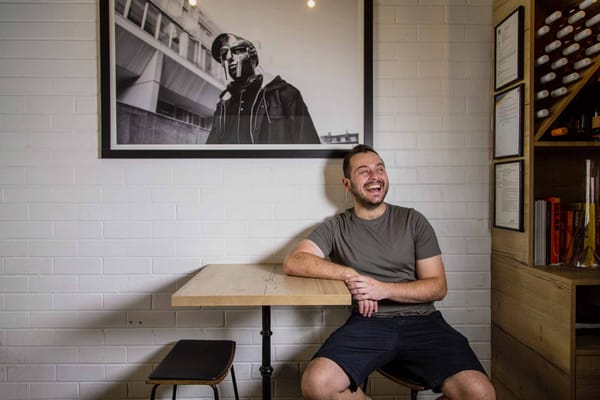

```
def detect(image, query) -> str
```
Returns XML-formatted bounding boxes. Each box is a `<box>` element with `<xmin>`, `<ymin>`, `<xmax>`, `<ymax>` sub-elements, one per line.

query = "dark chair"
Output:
<box><xmin>362</xmin><ymin>362</ymin><xmax>430</xmax><ymax>400</ymax></box>
<box><xmin>146</xmin><ymin>339</ymin><xmax>239</xmax><ymax>400</ymax></box>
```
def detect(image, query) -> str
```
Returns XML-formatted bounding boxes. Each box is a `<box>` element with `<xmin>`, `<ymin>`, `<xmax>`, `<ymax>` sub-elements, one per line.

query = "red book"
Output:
<box><xmin>547</xmin><ymin>197</ymin><xmax>561</xmax><ymax>265</ymax></box>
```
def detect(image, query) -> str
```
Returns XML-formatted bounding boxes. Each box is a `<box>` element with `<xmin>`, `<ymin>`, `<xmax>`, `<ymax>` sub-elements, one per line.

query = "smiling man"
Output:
<box><xmin>283</xmin><ymin>145</ymin><xmax>495</xmax><ymax>400</ymax></box>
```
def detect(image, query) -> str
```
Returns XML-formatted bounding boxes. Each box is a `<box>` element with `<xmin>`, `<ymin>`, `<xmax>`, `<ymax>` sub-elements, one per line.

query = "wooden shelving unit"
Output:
<box><xmin>491</xmin><ymin>1</ymin><xmax>600</xmax><ymax>399</ymax></box>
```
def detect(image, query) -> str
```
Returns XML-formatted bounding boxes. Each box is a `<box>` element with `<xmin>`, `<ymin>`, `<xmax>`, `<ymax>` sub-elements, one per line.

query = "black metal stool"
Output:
<box><xmin>147</xmin><ymin>340</ymin><xmax>239</xmax><ymax>400</ymax></box>
<box><xmin>363</xmin><ymin>362</ymin><xmax>430</xmax><ymax>400</ymax></box>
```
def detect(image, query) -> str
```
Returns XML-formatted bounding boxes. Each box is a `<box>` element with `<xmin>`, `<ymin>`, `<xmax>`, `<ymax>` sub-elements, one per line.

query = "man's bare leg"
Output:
<box><xmin>301</xmin><ymin>357</ymin><xmax>370</xmax><ymax>400</ymax></box>
<box><xmin>439</xmin><ymin>370</ymin><xmax>495</xmax><ymax>400</ymax></box>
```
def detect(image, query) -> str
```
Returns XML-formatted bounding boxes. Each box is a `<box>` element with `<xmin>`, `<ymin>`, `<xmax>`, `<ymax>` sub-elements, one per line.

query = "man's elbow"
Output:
<box><xmin>434</xmin><ymin>281</ymin><xmax>448</xmax><ymax>301</ymax></box>
<box><xmin>282</xmin><ymin>253</ymin><xmax>299</xmax><ymax>276</ymax></box>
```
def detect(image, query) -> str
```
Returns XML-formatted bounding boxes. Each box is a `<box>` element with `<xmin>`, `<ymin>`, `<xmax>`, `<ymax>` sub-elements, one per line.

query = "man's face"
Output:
<box><xmin>219</xmin><ymin>39</ymin><xmax>256</xmax><ymax>81</ymax></box>
<box><xmin>343</xmin><ymin>152</ymin><xmax>389</xmax><ymax>209</ymax></box>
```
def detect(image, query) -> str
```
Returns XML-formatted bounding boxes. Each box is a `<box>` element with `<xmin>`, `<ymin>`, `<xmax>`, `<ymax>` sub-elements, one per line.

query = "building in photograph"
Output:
<box><xmin>114</xmin><ymin>0</ymin><xmax>225</xmax><ymax>144</ymax></box>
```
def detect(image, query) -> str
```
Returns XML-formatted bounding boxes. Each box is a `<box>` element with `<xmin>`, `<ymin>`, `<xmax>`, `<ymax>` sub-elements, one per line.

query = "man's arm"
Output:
<box><xmin>283</xmin><ymin>239</ymin><xmax>357</xmax><ymax>281</ymax></box>
<box><xmin>345</xmin><ymin>255</ymin><xmax>448</xmax><ymax>303</ymax></box>
<box><xmin>284</xmin><ymin>238</ymin><xmax>378</xmax><ymax>317</ymax></box>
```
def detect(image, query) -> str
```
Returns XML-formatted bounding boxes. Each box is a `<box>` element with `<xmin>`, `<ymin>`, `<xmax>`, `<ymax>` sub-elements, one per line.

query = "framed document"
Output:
<box><xmin>494</xmin><ymin>6</ymin><xmax>524</xmax><ymax>91</ymax></box>
<box><xmin>494</xmin><ymin>160</ymin><xmax>524</xmax><ymax>231</ymax></box>
<box><xmin>493</xmin><ymin>84</ymin><xmax>523</xmax><ymax>159</ymax></box>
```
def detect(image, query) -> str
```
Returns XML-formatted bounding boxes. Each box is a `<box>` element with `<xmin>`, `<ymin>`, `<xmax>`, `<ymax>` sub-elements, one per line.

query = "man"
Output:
<box><xmin>283</xmin><ymin>145</ymin><xmax>495</xmax><ymax>400</ymax></box>
<box><xmin>206</xmin><ymin>33</ymin><xmax>320</xmax><ymax>145</ymax></box>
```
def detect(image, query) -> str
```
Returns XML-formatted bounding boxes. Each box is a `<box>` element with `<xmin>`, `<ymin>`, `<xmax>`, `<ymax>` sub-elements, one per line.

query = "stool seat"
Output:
<box><xmin>377</xmin><ymin>362</ymin><xmax>429</xmax><ymax>393</ymax></box>
<box><xmin>147</xmin><ymin>339</ymin><xmax>239</xmax><ymax>400</ymax></box>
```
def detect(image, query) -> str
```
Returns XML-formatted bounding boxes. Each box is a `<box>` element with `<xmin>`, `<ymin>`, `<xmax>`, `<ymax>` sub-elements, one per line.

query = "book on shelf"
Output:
<box><xmin>534</xmin><ymin>197</ymin><xmax>561</xmax><ymax>265</ymax></box>
<box><xmin>547</xmin><ymin>197</ymin><xmax>561</xmax><ymax>265</ymax></box>
<box><xmin>534</xmin><ymin>199</ymin><xmax>548</xmax><ymax>265</ymax></box>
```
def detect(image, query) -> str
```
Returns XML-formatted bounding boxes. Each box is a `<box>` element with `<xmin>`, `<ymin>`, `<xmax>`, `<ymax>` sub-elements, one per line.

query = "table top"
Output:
<box><xmin>172</xmin><ymin>263</ymin><xmax>352</xmax><ymax>307</ymax></box>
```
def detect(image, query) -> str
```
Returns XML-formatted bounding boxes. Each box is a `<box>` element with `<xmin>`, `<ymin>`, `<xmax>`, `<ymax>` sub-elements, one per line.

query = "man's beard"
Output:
<box><xmin>349</xmin><ymin>182</ymin><xmax>388</xmax><ymax>210</ymax></box>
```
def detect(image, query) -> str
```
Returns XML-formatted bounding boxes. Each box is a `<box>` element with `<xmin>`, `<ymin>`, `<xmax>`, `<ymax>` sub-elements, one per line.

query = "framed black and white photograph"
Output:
<box><xmin>99</xmin><ymin>0</ymin><xmax>373</xmax><ymax>158</ymax></box>
<box><xmin>493</xmin><ymin>83</ymin><xmax>523</xmax><ymax>159</ymax></box>
<box><xmin>494</xmin><ymin>160</ymin><xmax>524</xmax><ymax>232</ymax></box>
<box><xmin>494</xmin><ymin>6</ymin><xmax>523</xmax><ymax>92</ymax></box>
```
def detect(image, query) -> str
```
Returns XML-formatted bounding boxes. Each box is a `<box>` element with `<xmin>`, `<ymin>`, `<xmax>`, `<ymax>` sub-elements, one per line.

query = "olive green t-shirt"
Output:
<box><xmin>308</xmin><ymin>203</ymin><xmax>441</xmax><ymax>316</ymax></box>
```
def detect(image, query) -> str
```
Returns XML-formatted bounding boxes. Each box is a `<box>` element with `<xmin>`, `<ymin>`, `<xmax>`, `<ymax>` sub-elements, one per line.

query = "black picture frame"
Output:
<box><xmin>494</xmin><ymin>160</ymin><xmax>524</xmax><ymax>232</ymax></box>
<box><xmin>493</xmin><ymin>83</ymin><xmax>523</xmax><ymax>159</ymax></box>
<box><xmin>494</xmin><ymin>6</ymin><xmax>523</xmax><ymax>92</ymax></box>
<box><xmin>99</xmin><ymin>0</ymin><xmax>373</xmax><ymax>158</ymax></box>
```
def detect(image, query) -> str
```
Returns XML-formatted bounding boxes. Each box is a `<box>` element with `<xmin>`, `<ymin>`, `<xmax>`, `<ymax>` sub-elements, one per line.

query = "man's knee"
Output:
<box><xmin>301</xmin><ymin>357</ymin><xmax>350</xmax><ymax>399</ymax></box>
<box><xmin>441</xmin><ymin>370</ymin><xmax>495</xmax><ymax>400</ymax></box>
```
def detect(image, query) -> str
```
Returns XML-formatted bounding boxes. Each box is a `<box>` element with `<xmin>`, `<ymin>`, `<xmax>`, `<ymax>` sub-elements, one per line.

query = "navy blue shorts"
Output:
<box><xmin>313</xmin><ymin>311</ymin><xmax>486</xmax><ymax>392</ymax></box>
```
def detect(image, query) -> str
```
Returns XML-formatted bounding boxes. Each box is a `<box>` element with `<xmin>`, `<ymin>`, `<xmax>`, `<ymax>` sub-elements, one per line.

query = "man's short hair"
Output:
<box><xmin>343</xmin><ymin>144</ymin><xmax>380</xmax><ymax>178</ymax></box>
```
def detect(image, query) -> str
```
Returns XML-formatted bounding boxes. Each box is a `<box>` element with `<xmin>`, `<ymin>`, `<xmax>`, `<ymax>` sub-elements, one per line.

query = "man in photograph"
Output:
<box><xmin>206</xmin><ymin>33</ymin><xmax>321</xmax><ymax>145</ymax></box>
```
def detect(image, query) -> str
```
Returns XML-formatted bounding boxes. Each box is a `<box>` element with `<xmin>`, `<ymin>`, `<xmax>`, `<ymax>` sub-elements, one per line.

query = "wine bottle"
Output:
<box><xmin>556</xmin><ymin>25</ymin><xmax>575</xmax><ymax>40</ymax></box>
<box><xmin>585</xmin><ymin>42</ymin><xmax>600</xmax><ymax>56</ymax></box>
<box><xmin>585</xmin><ymin>13</ymin><xmax>600</xmax><ymax>28</ymax></box>
<box><xmin>545</xmin><ymin>10</ymin><xmax>563</xmax><ymax>26</ymax></box>
<box><xmin>535</xmin><ymin>54</ymin><xmax>550</xmax><ymax>68</ymax></box>
<box><xmin>575</xmin><ymin>112</ymin><xmax>590</xmax><ymax>138</ymax></box>
<box><xmin>535</xmin><ymin>89</ymin><xmax>550</xmax><ymax>102</ymax></box>
<box><xmin>562</xmin><ymin>41</ymin><xmax>581</xmax><ymax>57</ymax></box>
<box><xmin>536</xmin><ymin>25</ymin><xmax>551</xmax><ymax>39</ymax></box>
<box><xmin>551</xmin><ymin>57</ymin><xmax>569</xmax><ymax>72</ymax></box>
<box><xmin>562</xmin><ymin>72</ymin><xmax>581</xmax><ymax>86</ymax></box>
<box><xmin>551</xmin><ymin>86</ymin><xmax>569</xmax><ymax>99</ymax></box>
<box><xmin>539</xmin><ymin>71</ymin><xmax>558</xmax><ymax>86</ymax></box>
<box><xmin>592</xmin><ymin>76</ymin><xmax>600</xmax><ymax>140</ymax></box>
<box><xmin>536</xmin><ymin>109</ymin><xmax>550</xmax><ymax>119</ymax></box>
<box><xmin>573</xmin><ymin>57</ymin><xmax>593</xmax><ymax>71</ymax></box>
<box><xmin>592</xmin><ymin>106</ymin><xmax>600</xmax><ymax>140</ymax></box>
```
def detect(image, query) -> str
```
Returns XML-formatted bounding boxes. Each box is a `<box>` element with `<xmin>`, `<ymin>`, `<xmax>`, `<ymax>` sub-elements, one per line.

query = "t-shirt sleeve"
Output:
<box><xmin>412</xmin><ymin>210</ymin><xmax>442</xmax><ymax>260</ymax></box>
<box><xmin>307</xmin><ymin>218</ymin><xmax>336</xmax><ymax>257</ymax></box>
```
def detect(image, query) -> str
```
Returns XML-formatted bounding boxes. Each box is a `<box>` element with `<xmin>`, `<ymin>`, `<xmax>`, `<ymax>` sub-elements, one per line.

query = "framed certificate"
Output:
<box><xmin>493</xmin><ymin>84</ymin><xmax>523</xmax><ymax>159</ymax></box>
<box><xmin>494</xmin><ymin>6</ymin><xmax>524</xmax><ymax>91</ymax></box>
<box><xmin>494</xmin><ymin>160</ymin><xmax>524</xmax><ymax>231</ymax></box>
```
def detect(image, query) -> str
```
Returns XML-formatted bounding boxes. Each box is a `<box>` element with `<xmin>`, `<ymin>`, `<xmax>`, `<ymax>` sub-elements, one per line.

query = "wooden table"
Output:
<box><xmin>172</xmin><ymin>263</ymin><xmax>351</xmax><ymax>400</ymax></box>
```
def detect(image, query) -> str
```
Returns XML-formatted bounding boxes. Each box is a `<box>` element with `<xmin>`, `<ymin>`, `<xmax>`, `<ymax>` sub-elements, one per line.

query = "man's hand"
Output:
<box><xmin>346</xmin><ymin>275</ymin><xmax>386</xmax><ymax>317</ymax></box>
<box><xmin>356</xmin><ymin>299</ymin><xmax>378</xmax><ymax>317</ymax></box>
<box><xmin>345</xmin><ymin>275</ymin><xmax>386</xmax><ymax>301</ymax></box>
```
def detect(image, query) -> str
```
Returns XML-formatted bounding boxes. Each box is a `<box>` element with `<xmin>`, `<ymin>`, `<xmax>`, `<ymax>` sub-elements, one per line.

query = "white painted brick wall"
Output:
<box><xmin>0</xmin><ymin>0</ymin><xmax>492</xmax><ymax>399</ymax></box>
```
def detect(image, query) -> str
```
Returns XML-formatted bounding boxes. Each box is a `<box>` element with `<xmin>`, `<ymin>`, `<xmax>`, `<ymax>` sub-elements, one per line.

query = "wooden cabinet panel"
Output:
<box><xmin>493</xmin><ymin>325</ymin><xmax>570</xmax><ymax>400</ymax></box>
<box><xmin>576</xmin><ymin>355</ymin><xmax>600</xmax><ymax>400</ymax></box>
<box><xmin>492</xmin><ymin>256</ymin><xmax>572</xmax><ymax>372</ymax></box>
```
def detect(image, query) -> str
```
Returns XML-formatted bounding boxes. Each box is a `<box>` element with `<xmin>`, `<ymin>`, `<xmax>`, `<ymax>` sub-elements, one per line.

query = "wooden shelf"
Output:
<box><xmin>535</xmin><ymin>141</ymin><xmax>600</xmax><ymax>147</ymax></box>
<box><xmin>533</xmin><ymin>265</ymin><xmax>600</xmax><ymax>285</ymax></box>
<box><xmin>577</xmin><ymin>330</ymin><xmax>600</xmax><ymax>355</ymax></box>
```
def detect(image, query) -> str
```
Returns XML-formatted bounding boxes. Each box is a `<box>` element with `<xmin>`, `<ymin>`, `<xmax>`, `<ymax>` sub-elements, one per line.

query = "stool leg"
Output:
<box><xmin>150</xmin><ymin>384</ymin><xmax>159</xmax><ymax>400</ymax></box>
<box><xmin>230</xmin><ymin>365</ymin><xmax>240</xmax><ymax>400</ymax></box>
<box><xmin>171</xmin><ymin>384</ymin><xmax>177</xmax><ymax>400</ymax></box>
<box><xmin>410</xmin><ymin>388</ymin><xmax>417</xmax><ymax>400</ymax></box>
<box><xmin>211</xmin><ymin>385</ymin><xmax>219</xmax><ymax>400</ymax></box>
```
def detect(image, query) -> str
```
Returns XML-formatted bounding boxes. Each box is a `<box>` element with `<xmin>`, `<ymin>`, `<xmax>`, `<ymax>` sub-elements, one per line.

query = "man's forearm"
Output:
<box><xmin>382</xmin><ymin>277</ymin><xmax>447</xmax><ymax>303</ymax></box>
<box><xmin>283</xmin><ymin>251</ymin><xmax>356</xmax><ymax>281</ymax></box>
<box><xmin>346</xmin><ymin>275</ymin><xmax>447</xmax><ymax>304</ymax></box>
